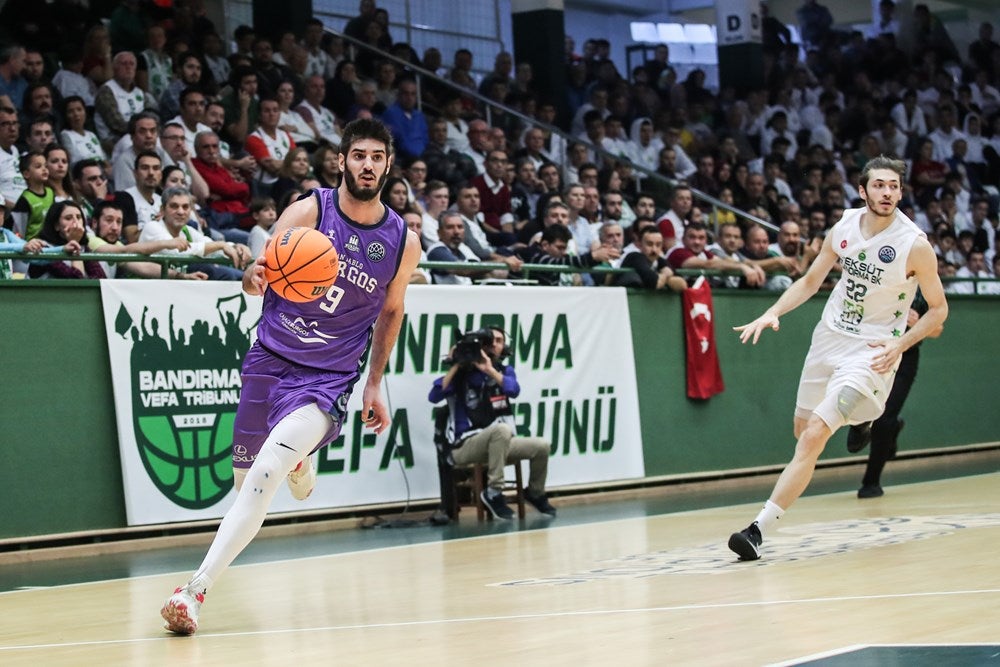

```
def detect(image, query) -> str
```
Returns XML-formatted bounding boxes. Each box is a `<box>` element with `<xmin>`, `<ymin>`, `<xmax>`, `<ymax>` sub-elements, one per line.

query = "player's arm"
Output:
<box><xmin>361</xmin><ymin>230</ymin><xmax>422</xmax><ymax>434</ymax></box>
<box><xmin>734</xmin><ymin>232</ymin><xmax>839</xmax><ymax>344</ymax></box>
<box><xmin>870</xmin><ymin>238</ymin><xmax>948</xmax><ymax>373</ymax></box>
<box><xmin>243</xmin><ymin>194</ymin><xmax>318</xmax><ymax>295</ymax></box>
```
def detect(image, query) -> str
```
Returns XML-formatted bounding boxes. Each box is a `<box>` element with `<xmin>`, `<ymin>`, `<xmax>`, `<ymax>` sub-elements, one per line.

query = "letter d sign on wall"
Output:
<box><xmin>715</xmin><ymin>0</ymin><xmax>763</xmax><ymax>91</ymax></box>
<box><xmin>716</xmin><ymin>0</ymin><xmax>761</xmax><ymax>46</ymax></box>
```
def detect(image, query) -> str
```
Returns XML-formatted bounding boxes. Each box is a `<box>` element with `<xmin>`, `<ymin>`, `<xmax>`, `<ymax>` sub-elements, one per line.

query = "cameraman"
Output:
<box><xmin>428</xmin><ymin>326</ymin><xmax>557</xmax><ymax>520</ymax></box>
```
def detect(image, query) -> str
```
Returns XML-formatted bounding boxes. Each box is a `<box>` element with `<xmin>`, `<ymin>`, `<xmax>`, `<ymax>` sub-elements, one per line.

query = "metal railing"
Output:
<box><xmin>327</xmin><ymin>27</ymin><xmax>778</xmax><ymax>234</ymax></box>
<box><xmin>4</xmin><ymin>251</ymin><xmax>997</xmax><ymax>295</ymax></box>
<box><xmin>0</xmin><ymin>252</ymin><xmax>236</xmax><ymax>279</ymax></box>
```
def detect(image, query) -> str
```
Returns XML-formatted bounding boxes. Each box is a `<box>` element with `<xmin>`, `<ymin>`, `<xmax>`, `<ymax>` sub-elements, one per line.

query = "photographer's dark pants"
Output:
<box><xmin>453</xmin><ymin>422</ymin><xmax>549</xmax><ymax>495</ymax></box>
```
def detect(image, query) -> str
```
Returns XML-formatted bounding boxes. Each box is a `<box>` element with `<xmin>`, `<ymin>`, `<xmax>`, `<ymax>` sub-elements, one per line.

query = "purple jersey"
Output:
<box><xmin>255</xmin><ymin>188</ymin><xmax>407</xmax><ymax>373</ymax></box>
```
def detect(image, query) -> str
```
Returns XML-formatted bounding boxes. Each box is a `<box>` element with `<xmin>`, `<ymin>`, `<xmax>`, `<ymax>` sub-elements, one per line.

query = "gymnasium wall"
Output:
<box><xmin>1</xmin><ymin>283</ymin><xmax>996</xmax><ymax>540</ymax></box>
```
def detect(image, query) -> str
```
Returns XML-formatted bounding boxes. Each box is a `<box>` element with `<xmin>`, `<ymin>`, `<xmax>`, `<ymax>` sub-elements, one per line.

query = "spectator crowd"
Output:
<box><xmin>0</xmin><ymin>0</ymin><xmax>998</xmax><ymax>294</ymax></box>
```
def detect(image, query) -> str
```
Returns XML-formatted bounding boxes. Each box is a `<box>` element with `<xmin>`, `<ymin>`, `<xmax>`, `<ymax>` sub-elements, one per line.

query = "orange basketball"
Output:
<box><xmin>263</xmin><ymin>227</ymin><xmax>340</xmax><ymax>302</ymax></box>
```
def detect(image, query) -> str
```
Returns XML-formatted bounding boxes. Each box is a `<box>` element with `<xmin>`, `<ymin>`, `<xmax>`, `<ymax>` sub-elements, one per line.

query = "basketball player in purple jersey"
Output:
<box><xmin>161</xmin><ymin>118</ymin><xmax>421</xmax><ymax>635</ymax></box>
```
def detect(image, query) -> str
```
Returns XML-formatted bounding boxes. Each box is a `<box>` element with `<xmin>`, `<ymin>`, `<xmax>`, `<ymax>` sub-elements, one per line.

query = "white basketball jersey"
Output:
<box><xmin>821</xmin><ymin>206</ymin><xmax>925</xmax><ymax>340</ymax></box>
<box><xmin>249</xmin><ymin>128</ymin><xmax>292</xmax><ymax>184</ymax></box>
<box><xmin>95</xmin><ymin>80</ymin><xmax>147</xmax><ymax>141</ymax></box>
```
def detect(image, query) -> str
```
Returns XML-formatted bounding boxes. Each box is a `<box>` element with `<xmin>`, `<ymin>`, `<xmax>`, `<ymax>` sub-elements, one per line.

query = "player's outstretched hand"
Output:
<box><xmin>243</xmin><ymin>253</ymin><xmax>268</xmax><ymax>296</ymax></box>
<box><xmin>868</xmin><ymin>338</ymin><xmax>905</xmax><ymax>374</ymax></box>
<box><xmin>733</xmin><ymin>312</ymin><xmax>780</xmax><ymax>344</ymax></box>
<box><xmin>361</xmin><ymin>383</ymin><xmax>391</xmax><ymax>435</ymax></box>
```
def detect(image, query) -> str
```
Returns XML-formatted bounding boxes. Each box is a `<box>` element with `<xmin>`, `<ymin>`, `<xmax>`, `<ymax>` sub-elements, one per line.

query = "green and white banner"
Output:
<box><xmin>100</xmin><ymin>283</ymin><xmax>644</xmax><ymax>525</ymax></box>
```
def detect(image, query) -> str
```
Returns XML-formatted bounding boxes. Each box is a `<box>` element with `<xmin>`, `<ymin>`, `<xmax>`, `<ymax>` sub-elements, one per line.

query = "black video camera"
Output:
<box><xmin>453</xmin><ymin>329</ymin><xmax>493</xmax><ymax>366</ymax></box>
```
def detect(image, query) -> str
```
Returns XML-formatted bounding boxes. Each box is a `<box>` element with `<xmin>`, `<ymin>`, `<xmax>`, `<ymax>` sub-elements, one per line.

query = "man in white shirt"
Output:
<box><xmin>420</xmin><ymin>180</ymin><xmax>451</xmax><ymax>245</ymax></box>
<box><xmin>294</xmin><ymin>76</ymin><xmax>341</xmax><ymax>147</ymax></box>
<box><xmin>0</xmin><ymin>106</ymin><xmax>25</xmax><ymax>208</ymax></box>
<box><xmin>873</xmin><ymin>117</ymin><xmax>907</xmax><ymax>158</ymax></box>
<box><xmin>462</xmin><ymin>119</ymin><xmax>491</xmax><ymax>175</ymax></box>
<box><xmin>302</xmin><ymin>19</ymin><xmax>330</xmax><ymax>79</ymax></box>
<box><xmin>51</xmin><ymin>51</ymin><xmax>97</xmax><ymax>107</ymax></box>
<box><xmin>111</xmin><ymin>111</ymin><xmax>170</xmax><ymax>191</ymax></box>
<box><xmin>245</xmin><ymin>97</ymin><xmax>295</xmax><ymax>188</ymax></box>
<box><xmin>866</xmin><ymin>0</ymin><xmax>899</xmax><ymax>38</ymax></box>
<box><xmin>952</xmin><ymin>249</ymin><xmax>991</xmax><ymax>295</ymax></box>
<box><xmin>890</xmin><ymin>90</ymin><xmax>927</xmax><ymax>141</ymax></box>
<box><xmin>121</xmin><ymin>150</ymin><xmax>164</xmax><ymax>243</ymax></box>
<box><xmin>929</xmin><ymin>105</ymin><xmax>967</xmax><ymax>162</ymax></box>
<box><xmin>426</xmin><ymin>210</ymin><xmax>481</xmax><ymax>285</ymax></box>
<box><xmin>656</xmin><ymin>184</ymin><xmax>693</xmax><ymax>248</ymax></box>
<box><xmin>94</xmin><ymin>51</ymin><xmax>154</xmax><ymax>152</ymax></box>
<box><xmin>662</xmin><ymin>126</ymin><xmax>697</xmax><ymax>178</ymax></box>
<box><xmin>170</xmin><ymin>87</ymin><xmax>213</xmax><ymax>154</ymax></box>
<box><xmin>139</xmin><ymin>186</ymin><xmax>250</xmax><ymax>280</ymax></box>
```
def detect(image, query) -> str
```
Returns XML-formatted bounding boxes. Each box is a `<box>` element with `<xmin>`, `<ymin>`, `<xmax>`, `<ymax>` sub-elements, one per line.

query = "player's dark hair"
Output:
<box><xmin>860</xmin><ymin>155</ymin><xmax>906</xmax><ymax>188</ymax></box>
<box><xmin>339</xmin><ymin>117</ymin><xmax>394</xmax><ymax>158</ymax></box>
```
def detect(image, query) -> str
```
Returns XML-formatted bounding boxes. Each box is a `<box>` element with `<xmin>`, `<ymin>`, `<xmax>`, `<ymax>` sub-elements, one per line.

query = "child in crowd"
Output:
<box><xmin>247</xmin><ymin>197</ymin><xmax>277</xmax><ymax>259</ymax></box>
<box><xmin>10</xmin><ymin>153</ymin><xmax>54</xmax><ymax>241</ymax></box>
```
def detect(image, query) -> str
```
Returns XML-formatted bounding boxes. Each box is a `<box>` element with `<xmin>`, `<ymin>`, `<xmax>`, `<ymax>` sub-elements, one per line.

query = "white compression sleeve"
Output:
<box><xmin>189</xmin><ymin>404</ymin><xmax>331</xmax><ymax>592</ymax></box>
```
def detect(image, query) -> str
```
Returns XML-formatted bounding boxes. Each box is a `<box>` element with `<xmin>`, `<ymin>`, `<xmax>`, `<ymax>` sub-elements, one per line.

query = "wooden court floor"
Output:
<box><xmin>1</xmin><ymin>458</ymin><xmax>999</xmax><ymax>666</ymax></box>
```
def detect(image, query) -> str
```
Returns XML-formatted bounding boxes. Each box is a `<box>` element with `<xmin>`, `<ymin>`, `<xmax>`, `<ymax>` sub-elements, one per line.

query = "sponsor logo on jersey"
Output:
<box><xmin>842</xmin><ymin>256</ymin><xmax>885</xmax><ymax>285</ymax></box>
<box><xmin>367</xmin><ymin>241</ymin><xmax>386</xmax><ymax>262</ymax></box>
<box><xmin>346</xmin><ymin>234</ymin><xmax>360</xmax><ymax>253</ymax></box>
<box><xmin>878</xmin><ymin>245</ymin><xmax>896</xmax><ymax>263</ymax></box>
<box><xmin>841</xmin><ymin>240</ymin><xmax>848</xmax><ymax>249</ymax></box>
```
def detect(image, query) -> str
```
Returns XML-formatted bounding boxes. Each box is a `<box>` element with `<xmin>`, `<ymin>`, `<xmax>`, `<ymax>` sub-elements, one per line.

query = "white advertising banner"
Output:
<box><xmin>100</xmin><ymin>282</ymin><xmax>644</xmax><ymax>525</ymax></box>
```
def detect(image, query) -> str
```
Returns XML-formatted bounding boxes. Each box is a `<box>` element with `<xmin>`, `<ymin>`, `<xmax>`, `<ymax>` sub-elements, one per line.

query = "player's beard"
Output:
<box><xmin>864</xmin><ymin>189</ymin><xmax>899</xmax><ymax>221</ymax></box>
<box><xmin>343</xmin><ymin>166</ymin><xmax>388</xmax><ymax>202</ymax></box>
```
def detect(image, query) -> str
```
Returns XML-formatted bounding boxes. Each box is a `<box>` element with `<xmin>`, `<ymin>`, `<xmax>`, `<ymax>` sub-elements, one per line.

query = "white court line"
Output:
<box><xmin>2</xmin><ymin>588</ymin><xmax>999</xmax><ymax>653</ymax></box>
<box><xmin>2</xmin><ymin>471</ymin><xmax>996</xmax><ymax>597</ymax></box>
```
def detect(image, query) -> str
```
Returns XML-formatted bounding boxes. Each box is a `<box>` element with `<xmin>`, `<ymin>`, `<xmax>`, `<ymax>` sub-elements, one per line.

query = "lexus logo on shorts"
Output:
<box><xmin>367</xmin><ymin>241</ymin><xmax>386</xmax><ymax>262</ymax></box>
<box><xmin>878</xmin><ymin>245</ymin><xmax>896</xmax><ymax>263</ymax></box>
<box><xmin>234</xmin><ymin>444</ymin><xmax>247</xmax><ymax>456</ymax></box>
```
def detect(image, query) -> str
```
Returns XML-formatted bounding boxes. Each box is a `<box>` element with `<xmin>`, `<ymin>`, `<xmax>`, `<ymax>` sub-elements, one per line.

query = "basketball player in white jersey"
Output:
<box><xmin>727</xmin><ymin>156</ymin><xmax>948</xmax><ymax>560</ymax></box>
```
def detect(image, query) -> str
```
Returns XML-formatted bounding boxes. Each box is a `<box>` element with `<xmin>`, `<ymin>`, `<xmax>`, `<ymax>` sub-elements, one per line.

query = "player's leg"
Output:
<box><xmin>769</xmin><ymin>412</ymin><xmax>835</xmax><ymax>509</ymax></box>
<box><xmin>161</xmin><ymin>403</ymin><xmax>332</xmax><ymax>635</ymax></box>
<box><xmin>729</xmin><ymin>384</ymin><xmax>861</xmax><ymax>561</ymax></box>
<box><xmin>237</xmin><ymin>455</ymin><xmax>315</xmax><ymax>501</ymax></box>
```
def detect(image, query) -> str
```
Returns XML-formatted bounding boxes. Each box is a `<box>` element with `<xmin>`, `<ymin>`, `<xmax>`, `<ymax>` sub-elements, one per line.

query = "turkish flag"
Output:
<box><xmin>682</xmin><ymin>277</ymin><xmax>725</xmax><ymax>400</ymax></box>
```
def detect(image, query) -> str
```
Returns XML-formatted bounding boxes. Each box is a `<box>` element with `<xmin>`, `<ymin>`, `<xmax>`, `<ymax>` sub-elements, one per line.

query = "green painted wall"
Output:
<box><xmin>0</xmin><ymin>284</ymin><xmax>125</xmax><ymax>538</ymax></box>
<box><xmin>0</xmin><ymin>284</ymin><xmax>996</xmax><ymax>540</ymax></box>
<box><xmin>631</xmin><ymin>290</ymin><xmax>1000</xmax><ymax>476</ymax></box>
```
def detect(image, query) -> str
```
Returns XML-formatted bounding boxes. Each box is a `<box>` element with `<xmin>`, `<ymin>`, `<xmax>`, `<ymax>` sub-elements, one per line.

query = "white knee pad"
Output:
<box><xmin>814</xmin><ymin>386</ymin><xmax>867</xmax><ymax>431</ymax></box>
<box><xmin>242</xmin><ymin>404</ymin><xmax>331</xmax><ymax>492</ymax></box>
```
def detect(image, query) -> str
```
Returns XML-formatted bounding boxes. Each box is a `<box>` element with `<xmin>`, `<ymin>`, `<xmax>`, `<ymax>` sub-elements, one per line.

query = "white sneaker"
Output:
<box><xmin>287</xmin><ymin>456</ymin><xmax>316</xmax><ymax>500</ymax></box>
<box><xmin>161</xmin><ymin>585</ymin><xmax>204</xmax><ymax>635</ymax></box>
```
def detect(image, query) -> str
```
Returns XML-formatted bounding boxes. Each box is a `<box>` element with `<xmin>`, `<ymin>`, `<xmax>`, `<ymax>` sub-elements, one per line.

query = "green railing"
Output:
<box><xmin>3</xmin><ymin>251</ymin><xmax>999</xmax><ymax>293</ymax></box>
<box><xmin>0</xmin><ymin>252</ymin><xmax>236</xmax><ymax>279</ymax></box>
